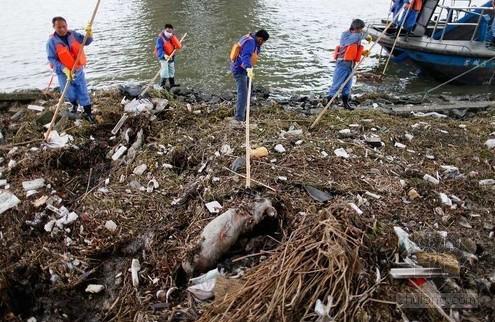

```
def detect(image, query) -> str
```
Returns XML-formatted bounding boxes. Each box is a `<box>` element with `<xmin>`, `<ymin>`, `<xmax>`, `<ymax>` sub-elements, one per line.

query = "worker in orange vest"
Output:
<box><xmin>155</xmin><ymin>24</ymin><xmax>182</xmax><ymax>89</ymax></box>
<box><xmin>47</xmin><ymin>16</ymin><xmax>95</xmax><ymax>123</ymax></box>
<box><xmin>327</xmin><ymin>19</ymin><xmax>370</xmax><ymax>110</ymax></box>
<box><xmin>400</xmin><ymin>0</ymin><xmax>424</xmax><ymax>37</ymax></box>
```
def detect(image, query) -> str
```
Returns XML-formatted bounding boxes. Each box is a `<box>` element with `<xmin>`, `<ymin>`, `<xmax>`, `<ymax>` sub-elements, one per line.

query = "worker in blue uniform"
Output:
<box><xmin>47</xmin><ymin>16</ymin><xmax>95</xmax><ymax>123</ymax></box>
<box><xmin>327</xmin><ymin>19</ymin><xmax>370</xmax><ymax>110</ymax></box>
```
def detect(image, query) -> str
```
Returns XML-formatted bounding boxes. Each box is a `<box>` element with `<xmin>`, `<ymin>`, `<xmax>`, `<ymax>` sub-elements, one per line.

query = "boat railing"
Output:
<box><xmin>430</xmin><ymin>2</ymin><xmax>492</xmax><ymax>43</ymax></box>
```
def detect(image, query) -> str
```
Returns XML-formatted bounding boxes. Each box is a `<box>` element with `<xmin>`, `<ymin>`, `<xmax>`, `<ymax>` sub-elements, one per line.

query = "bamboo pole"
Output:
<box><xmin>139</xmin><ymin>33</ymin><xmax>188</xmax><ymax>98</ymax></box>
<box><xmin>245</xmin><ymin>75</ymin><xmax>253</xmax><ymax>188</ymax></box>
<box><xmin>44</xmin><ymin>0</ymin><xmax>102</xmax><ymax>141</ymax></box>
<box><xmin>382</xmin><ymin>6</ymin><xmax>410</xmax><ymax>76</ymax></box>
<box><xmin>43</xmin><ymin>73</ymin><xmax>55</xmax><ymax>94</ymax></box>
<box><xmin>310</xmin><ymin>19</ymin><xmax>397</xmax><ymax>129</ymax></box>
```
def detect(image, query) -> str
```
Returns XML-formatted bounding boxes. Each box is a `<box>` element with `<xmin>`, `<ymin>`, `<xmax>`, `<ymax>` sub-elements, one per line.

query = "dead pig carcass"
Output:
<box><xmin>183</xmin><ymin>198</ymin><xmax>277</xmax><ymax>274</ymax></box>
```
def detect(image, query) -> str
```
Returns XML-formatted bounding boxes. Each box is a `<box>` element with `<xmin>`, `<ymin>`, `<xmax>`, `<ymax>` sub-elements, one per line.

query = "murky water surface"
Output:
<box><xmin>0</xmin><ymin>0</ymin><xmax>490</xmax><ymax>96</ymax></box>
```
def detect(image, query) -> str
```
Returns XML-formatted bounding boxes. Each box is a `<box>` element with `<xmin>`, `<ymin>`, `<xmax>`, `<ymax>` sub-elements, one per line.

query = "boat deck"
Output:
<box><xmin>368</xmin><ymin>25</ymin><xmax>495</xmax><ymax>58</ymax></box>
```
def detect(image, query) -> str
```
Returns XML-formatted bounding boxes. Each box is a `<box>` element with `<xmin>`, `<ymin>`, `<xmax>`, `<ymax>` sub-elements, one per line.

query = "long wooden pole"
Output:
<box><xmin>245</xmin><ymin>75</ymin><xmax>253</xmax><ymax>188</ymax></box>
<box><xmin>382</xmin><ymin>6</ymin><xmax>410</xmax><ymax>76</ymax></box>
<box><xmin>44</xmin><ymin>0</ymin><xmax>102</xmax><ymax>140</ymax></box>
<box><xmin>139</xmin><ymin>33</ymin><xmax>188</xmax><ymax>98</ymax></box>
<box><xmin>310</xmin><ymin>19</ymin><xmax>396</xmax><ymax>129</ymax></box>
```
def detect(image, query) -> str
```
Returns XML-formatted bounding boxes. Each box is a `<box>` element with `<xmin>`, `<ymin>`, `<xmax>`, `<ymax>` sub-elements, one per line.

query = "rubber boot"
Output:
<box><xmin>83</xmin><ymin>105</ymin><xmax>96</xmax><ymax>124</ymax></box>
<box><xmin>160</xmin><ymin>78</ymin><xmax>167</xmax><ymax>88</ymax></box>
<box><xmin>169</xmin><ymin>77</ymin><xmax>180</xmax><ymax>88</ymax></box>
<box><xmin>342</xmin><ymin>95</ymin><xmax>355</xmax><ymax>110</ymax></box>
<box><xmin>70</xmin><ymin>102</ymin><xmax>78</xmax><ymax>113</ymax></box>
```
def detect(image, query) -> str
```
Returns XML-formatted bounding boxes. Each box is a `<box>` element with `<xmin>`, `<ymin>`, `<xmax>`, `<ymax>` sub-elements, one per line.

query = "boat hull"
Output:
<box><xmin>367</xmin><ymin>25</ymin><xmax>495</xmax><ymax>85</ymax></box>
<box><xmin>381</xmin><ymin>45</ymin><xmax>495</xmax><ymax>84</ymax></box>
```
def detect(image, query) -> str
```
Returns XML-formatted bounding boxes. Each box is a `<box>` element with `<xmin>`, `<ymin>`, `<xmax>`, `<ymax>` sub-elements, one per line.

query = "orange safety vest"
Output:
<box><xmin>334</xmin><ymin>44</ymin><xmax>364</xmax><ymax>63</ymax></box>
<box><xmin>154</xmin><ymin>33</ymin><xmax>182</xmax><ymax>58</ymax></box>
<box><xmin>52</xmin><ymin>32</ymin><xmax>87</xmax><ymax>70</ymax></box>
<box><xmin>406</xmin><ymin>0</ymin><xmax>423</xmax><ymax>11</ymax></box>
<box><xmin>229</xmin><ymin>34</ymin><xmax>259</xmax><ymax>66</ymax></box>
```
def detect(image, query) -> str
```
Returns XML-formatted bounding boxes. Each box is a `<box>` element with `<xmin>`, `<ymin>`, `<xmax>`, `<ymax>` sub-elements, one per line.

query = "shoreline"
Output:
<box><xmin>0</xmin><ymin>87</ymin><xmax>494</xmax><ymax>321</ymax></box>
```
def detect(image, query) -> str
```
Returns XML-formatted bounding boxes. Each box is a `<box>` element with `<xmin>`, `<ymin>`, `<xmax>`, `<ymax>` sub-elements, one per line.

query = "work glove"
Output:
<box><xmin>366</xmin><ymin>35</ymin><xmax>373</xmax><ymax>43</ymax></box>
<box><xmin>164</xmin><ymin>55</ymin><xmax>171</xmax><ymax>61</ymax></box>
<box><xmin>85</xmin><ymin>23</ymin><xmax>93</xmax><ymax>37</ymax></box>
<box><xmin>63</xmin><ymin>67</ymin><xmax>74</xmax><ymax>81</ymax></box>
<box><xmin>362</xmin><ymin>49</ymin><xmax>370</xmax><ymax>57</ymax></box>
<box><xmin>246</xmin><ymin>68</ymin><xmax>254</xmax><ymax>80</ymax></box>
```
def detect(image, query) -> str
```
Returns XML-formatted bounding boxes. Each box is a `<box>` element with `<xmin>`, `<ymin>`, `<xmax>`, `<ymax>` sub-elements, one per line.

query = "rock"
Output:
<box><xmin>274</xmin><ymin>144</ymin><xmax>286</xmax><ymax>153</ymax></box>
<box><xmin>22</xmin><ymin>178</ymin><xmax>45</xmax><ymax>191</ymax></box>
<box><xmin>118</xmin><ymin>84</ymin><xmax>142</xmax><ymax>98</ymax></box>
<box><xmin>485</xmin><ymin>139</ymin><xmax>495</xmax><ymax>149</ymax></box>
<box><xmin>408</xmin><ymin>189</ymin><xmax>421</xmax><ymax>200</ymax></box>
<box><xmin>133</xmin><ymin>164</ymin><xmax>147</xmax><ymax>176</ymax></box>
<box><xmin>104</xmin><ymin>220</ymin><xmax>118</xmax><ymax>232</ymax></box>
<box><xmin>423</xmin><ymin>174</ymin><xmax>440</xmax><ymax>185</ymax></box>
<box><xmin>438</xmin><ymin>193</ymin><xmax>452</xmax><ymax>207</ymax></box>
<box><xmin>479</xmin><ymin>179</ymin><xmax>495</xmax><ymax>186</ymax></box>
<box><xmin>85</xmin><ymin>284</ymin><xmax>105</xmax><ymax>294</ymax></box>
<box><xmin>334</xmin><ymin>148</ymin><xmax>349</xmax><ymax>159</ymax></box>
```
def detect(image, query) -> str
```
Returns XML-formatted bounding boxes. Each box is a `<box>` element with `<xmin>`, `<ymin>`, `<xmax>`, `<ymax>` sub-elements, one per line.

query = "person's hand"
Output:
<box><xmin>165</xmin><ymin>55</ymin><xmax>171</xmax><ymax>61</ymax></box>
<box><xmin>85</xmin><ymin>23</ymin><xmax>93</xmax><ymax>37</ymax></box>
<box><xmin>366</xmin><ymin>35</ymin><xmax>373</xmax><ymax>43</ymax></box>
<box><xmin>362</xmin><ymin>49</ymin><xmax>370</xmax><ymax>57</ymax></box>
<box><xmin>63</xmin><ymin>67</ymin><xmax>73</xmax><ymax>81</ymax></box>
<box><xmin>247</xmin><ymin>68</ymin><xmax>254</xmax><ymax>80</ymax></box>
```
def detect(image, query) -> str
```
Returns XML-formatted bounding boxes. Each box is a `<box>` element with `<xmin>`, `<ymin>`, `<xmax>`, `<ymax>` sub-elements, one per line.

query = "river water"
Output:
<box><xmin>0</xmin><ymin>0</ymin><xmax>489</xmax><ymax>97</ymax></box>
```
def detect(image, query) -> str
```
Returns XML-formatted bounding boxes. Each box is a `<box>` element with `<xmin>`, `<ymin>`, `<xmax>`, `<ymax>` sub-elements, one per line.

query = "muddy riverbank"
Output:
<box><xmin>0</xmin><ymin>87</ymin><xmax>494</xmax><ymax>321</ymax></box>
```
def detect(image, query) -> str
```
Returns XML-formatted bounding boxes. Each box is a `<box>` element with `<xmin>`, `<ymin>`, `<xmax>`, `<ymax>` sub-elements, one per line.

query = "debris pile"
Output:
<box><xmin>0</xmin><ymin>88</ymin><xmax>494</xmax><ymax>321</ymax></box>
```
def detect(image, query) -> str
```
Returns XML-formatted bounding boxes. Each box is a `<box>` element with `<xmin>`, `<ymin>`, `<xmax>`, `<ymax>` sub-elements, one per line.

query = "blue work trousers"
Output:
<box><xmin>233</xmin><ymin>71</ymin><xmax>249</xmax><ymax>121</ymax></box>
<box><xmin>56</xmin><ymin>69</ymin><xmax>91</xmax><ymax>106</ymax></box>
<box><xmin>327</xmin><ymin>60</ymin><xmax>354</xmax><ymax>98</ymax></box>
